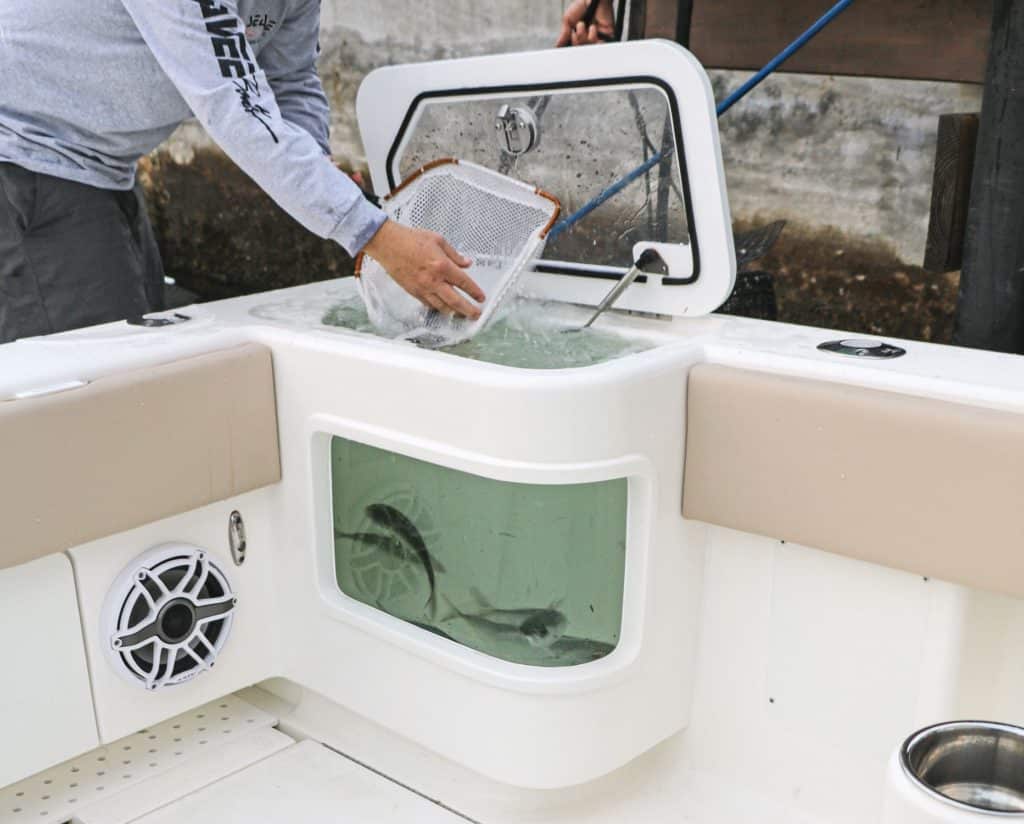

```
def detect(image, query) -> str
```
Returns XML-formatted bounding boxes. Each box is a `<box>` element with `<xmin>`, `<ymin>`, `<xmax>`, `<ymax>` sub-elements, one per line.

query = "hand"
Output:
<box><xmin>555</xmin><ymin>0</ymin><xmax>615</xmax><ymax>47</ymax></box>
<box><xmin>363</xmin><ymin>220</ymin><xmax>486</xmax><ymax>319</ymax></box>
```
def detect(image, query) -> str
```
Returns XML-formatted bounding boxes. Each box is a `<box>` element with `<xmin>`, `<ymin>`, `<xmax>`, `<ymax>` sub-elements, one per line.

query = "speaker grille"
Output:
<box><xmin>102</xmin><ymin>545</ymin><xmax>237</xmax><ymax>691</ymax></box>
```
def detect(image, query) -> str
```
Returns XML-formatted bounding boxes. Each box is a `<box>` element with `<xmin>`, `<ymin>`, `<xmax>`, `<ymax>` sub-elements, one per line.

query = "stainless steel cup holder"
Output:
<box><xmin>901</xmin><ymin>721</ymin><xmax>1024</xmax><ymax>816</ymax></box>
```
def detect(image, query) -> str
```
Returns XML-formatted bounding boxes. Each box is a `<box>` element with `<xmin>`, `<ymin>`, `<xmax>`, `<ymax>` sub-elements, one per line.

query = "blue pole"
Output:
<box><xmin>547</xmin><ymin>150</ymin><xmax>670</xmax><ymax>242</ymax></box>
<box><xmin>716</xmin><ymin>0</ymin><xmax>856</xmax><ymax>116</ymax></box>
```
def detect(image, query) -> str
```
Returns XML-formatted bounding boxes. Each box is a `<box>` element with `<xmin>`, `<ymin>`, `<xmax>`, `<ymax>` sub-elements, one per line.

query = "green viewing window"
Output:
<box><xmin>330</xmin><ymin>436</ymin><xmax>627</xmax><ymax>667</ymax></box>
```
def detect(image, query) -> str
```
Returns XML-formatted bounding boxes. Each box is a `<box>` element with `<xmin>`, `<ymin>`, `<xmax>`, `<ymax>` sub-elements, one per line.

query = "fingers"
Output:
<box><xmin>559</xmin><ymin>0</ymin><xmax>614</xmax><ymax>46</ymax></box>
<box><xmin>556</xmin><ymin>0</ymin><xmax>589</xmax><ymax>47</ymax></box>
<box><xmin>565</xmin><ymin>0</ymin><xmax>589</xmax><ymax>24</ymax></box>
<box><xmin>372</xmin><ymin>222</ymin><xmax>485</xmax><ymax>320</ymax></box>
<box><xmin>570</xmin><ymin>21</ymin><xmax>605</xmax><ymax>46</ymax></box>
<box><xmin>555</xmin><ymin>21</ymin><xmax>572</xmax><ymax>47</ymax></box>
<box><xmin>434</xmin><ymin>235</ymin><xmax>485</xmax><ymax>306</ymax></box>
<box><xmin>415</xmin><ymin>281</ymin><xmax>480</xmax><ymax>321</ymax></box>
<box><xmin>422</xmin><ymin>292</ymin><xmax>448</xmax><ymax>315</ymax></box>
<box><xmin>432</xmin><ymin>256</ymin><xmax>483</xmax><ymax>318</ymax></box>
<box><xmin>447</xmin><ymin>267</ymin><xmax>486</xmax><ymax>304</ymax></box>
<box><xmin>437</xmin><ymin>235</ymin><xmax>472</xmax><ymax>269</ymax></box>
<box><xmin>436</xmin><ymin>283</ymin><xmax>482</xmax><ymax>320</ymax></box>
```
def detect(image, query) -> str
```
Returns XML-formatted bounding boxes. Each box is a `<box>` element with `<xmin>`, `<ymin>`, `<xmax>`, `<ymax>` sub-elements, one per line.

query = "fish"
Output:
<box><xmin>469</xmin><ymin>587</ymin><xmax>564</xmax><ymax>622</ymax></box>
<box><xmin>546</xmin><ymin>635</ymin><xmax>616</xmax><ymax>663</ymax></box>
<box><xmin>442</xmin><ymin>590</ymin><xmax>569</xmax><ymax>649</ymax></box>
<box><xmin>334</xmin><ymin>529</ymin><xmax>407</xmax><ymax>555</ymax></box>
<box><xmin>335</xmin><ymin>528</ymin><xmax>447</xmax><ymax>572</ymax></box>
<box><xmin>439</xmin><ymin>597</ymin><xmax>532</xmax><ymax>642</ymax></box>
<box><xmin>364</xmin><ymin>503</ymin><xmax>441</xmax><ymax>616</ymax></box>
<box><xmin>519</xmin><ymin>609</ymin><xmax>570</xmax><ymax>647</ymax></box>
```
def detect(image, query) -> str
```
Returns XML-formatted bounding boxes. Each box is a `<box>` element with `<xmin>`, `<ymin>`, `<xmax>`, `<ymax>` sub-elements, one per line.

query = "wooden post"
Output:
<box><xmin>675</xmin><ymin>0</ymin><xmax>694</xmax><ymax>46</ymax></box>
<box><xmin>953</xmin><ymin>0</ymin><xmax>1024</xmax><ymax>353</ymax></box>
<box><xmin>923</xmin><ymin>113</ymin><xmax>979</xmax><ymax>274</ymax></box>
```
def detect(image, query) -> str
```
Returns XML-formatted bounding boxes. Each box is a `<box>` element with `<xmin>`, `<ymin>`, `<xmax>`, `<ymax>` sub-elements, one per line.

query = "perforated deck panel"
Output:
<box><xmin>74</xmin><ymin>728</ymin><xmax>293</xmax><ymax>824</ymax></box>
<box><xmin>0</xmin><ymin>696</ymin><xmax>276</xmax><ymax>823</ymax></box>
<box><xmin>0</xmin><ymin>694</ymin><xmax>475</xmax><ymax>824</ymax></box>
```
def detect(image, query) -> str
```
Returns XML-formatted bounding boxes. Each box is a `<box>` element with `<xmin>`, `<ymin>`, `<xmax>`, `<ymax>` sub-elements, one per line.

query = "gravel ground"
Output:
<box><xmin>743</xmin><ymin>220</ymin><xmax>960</xmax><ymax>344</ymax></box>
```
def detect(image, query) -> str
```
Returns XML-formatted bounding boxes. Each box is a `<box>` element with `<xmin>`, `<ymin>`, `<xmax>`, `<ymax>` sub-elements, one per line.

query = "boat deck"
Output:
<box><xmin>0</xmin><ymin>695</ymin><xmax>468</xmax><ymax>824</ymax></box>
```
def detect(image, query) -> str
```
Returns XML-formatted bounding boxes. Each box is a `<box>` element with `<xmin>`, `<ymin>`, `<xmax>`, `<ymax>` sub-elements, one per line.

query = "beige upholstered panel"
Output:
<box><xmin>0</xmin><ymin>344</ymin><xmax>281</xmax><ymax>570</ymax></box>
<box><xmin>683</xmin><ymin>364</ymin><xmax>1024</xmax><ymax>598</ymax></box>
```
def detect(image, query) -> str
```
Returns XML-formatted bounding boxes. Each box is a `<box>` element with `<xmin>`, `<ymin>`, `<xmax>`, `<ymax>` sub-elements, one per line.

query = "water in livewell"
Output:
<box><xmin>321</xmin><ymin>294</ymin><xmax>653</xmax><ymax>369</ymax></box>
<box><xmin>331</xmin><ymin>437</ymin><xmax>627</xmax><ymax>667</ymax></box>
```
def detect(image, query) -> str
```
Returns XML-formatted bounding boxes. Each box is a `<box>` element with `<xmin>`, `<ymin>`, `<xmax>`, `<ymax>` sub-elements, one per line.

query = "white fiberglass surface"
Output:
<box><xmin>129</xmin><ymin>740</ymin><xmax>468</xmax><ymax>824</ymax></box>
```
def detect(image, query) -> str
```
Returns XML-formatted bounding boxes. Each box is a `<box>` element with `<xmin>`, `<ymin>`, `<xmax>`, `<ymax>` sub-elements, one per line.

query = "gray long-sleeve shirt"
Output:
<box><xmin>0</xmin><ymin>0</ymin><xmax>385</xmax><ymax>254</ymax></box>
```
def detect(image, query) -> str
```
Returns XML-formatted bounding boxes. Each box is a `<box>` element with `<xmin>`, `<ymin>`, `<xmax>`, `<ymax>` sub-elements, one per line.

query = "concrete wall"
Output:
<box><xmin>712</xmin><ymin>70</ymin><xmax>982</xmax><ymax>263</ymax></box>
<box><xmin>157</xmin><ymin>0</ymin><xmax>983</xmax><ymax>271</ymax></box>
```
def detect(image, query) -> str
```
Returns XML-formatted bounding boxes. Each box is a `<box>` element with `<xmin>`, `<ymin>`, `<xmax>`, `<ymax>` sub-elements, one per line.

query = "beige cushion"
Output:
<box><xmin>683</xmin><ymin>364</ymin><xmax>1024</xmax><ymax>598</ymax></box>
<box><xmin>0</xmin><ymin>344</ymin><xmax>281</xmax><ymax>570</ymax></box>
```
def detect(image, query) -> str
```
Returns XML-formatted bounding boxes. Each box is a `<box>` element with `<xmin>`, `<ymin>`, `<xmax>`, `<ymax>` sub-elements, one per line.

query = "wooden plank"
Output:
<box><xmin>643</xmin><ymin>0</ymin><xmax>672</xmax><ymax>38</ymax></box>
<box><xmin>644</xmin><ymin>0</ymin><xmax>692</xmax><ymax>45</ymax></box>
<box><xmin>954</xmin><ymin>0</ymin><xmax>1024</xmax><ymax>353</ymax></box>
<box><xmin>642</xmin><ymin>0</ymin><xmax>990</xmax><ymax>83</ymax></box>
<box><xmin>923</xmin><ymin>113</ymin><xmax>979</xmax><ymax>273</ymax></box>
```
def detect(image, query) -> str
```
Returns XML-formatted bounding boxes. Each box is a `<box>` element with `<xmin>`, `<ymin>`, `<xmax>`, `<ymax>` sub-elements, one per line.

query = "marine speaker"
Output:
<box><xmin>101</xmin><ymin>544</ymin><xmax>237</xmax><ymax>691</ymax></box>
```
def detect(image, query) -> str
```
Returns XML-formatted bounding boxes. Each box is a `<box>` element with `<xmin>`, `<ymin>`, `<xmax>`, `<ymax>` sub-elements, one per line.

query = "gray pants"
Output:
<box><xmin>0</xmin><ymin>162</ymin><xmax>165</xmax><ymax>343</ymax></box>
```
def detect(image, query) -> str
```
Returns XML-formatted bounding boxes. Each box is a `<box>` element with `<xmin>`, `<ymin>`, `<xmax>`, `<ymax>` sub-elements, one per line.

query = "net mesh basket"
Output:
<box><xmin>355</xmin><ymin>159</ymin><xmax>561</xmax><ymax>347</ymax></box>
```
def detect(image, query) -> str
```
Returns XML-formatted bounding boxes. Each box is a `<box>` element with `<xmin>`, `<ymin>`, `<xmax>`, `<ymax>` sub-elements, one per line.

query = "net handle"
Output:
<box><xmin>353</xmin><ymin>158</ymin><xmax>561</xmax><ymax>278</ymax></box>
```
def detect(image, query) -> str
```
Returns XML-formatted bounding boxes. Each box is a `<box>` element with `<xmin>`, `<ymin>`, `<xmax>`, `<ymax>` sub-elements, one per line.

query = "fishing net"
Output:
<box><xmin>355</xmin><ymin>159</ymin><xmax>561</xmax><ymax>347</ymax></box>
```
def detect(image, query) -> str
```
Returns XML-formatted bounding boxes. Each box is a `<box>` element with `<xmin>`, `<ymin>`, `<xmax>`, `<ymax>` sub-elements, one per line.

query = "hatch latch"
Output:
<box><xmin>494</xmin><ymin>104</ymin><xmax>538</xmax><ymax>156</ymax></box>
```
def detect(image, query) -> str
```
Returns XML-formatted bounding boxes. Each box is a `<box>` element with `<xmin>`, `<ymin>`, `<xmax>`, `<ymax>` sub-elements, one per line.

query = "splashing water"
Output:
<box><xmin>320</xmin><ymin>295</ymin><xmax>654</xmax><ymax>370</ymax></box>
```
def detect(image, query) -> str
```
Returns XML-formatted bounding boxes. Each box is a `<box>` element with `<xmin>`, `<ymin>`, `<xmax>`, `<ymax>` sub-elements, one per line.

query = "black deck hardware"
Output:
<box><xmin>734</xmin><ymin>221</ymin><xmax>786</xmax><ymax>269</ymax></box>
<box><xmin>818</xmin><ymin>339</ymin><xmax>906</xmax><ymax>359</ymax></box>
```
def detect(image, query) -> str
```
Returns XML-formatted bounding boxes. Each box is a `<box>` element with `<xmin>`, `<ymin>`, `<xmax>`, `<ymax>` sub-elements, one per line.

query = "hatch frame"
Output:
<box><xmin>357</xmin><ymin>39</ymin><xmax>736</xmax><ymax>319</ymax></box>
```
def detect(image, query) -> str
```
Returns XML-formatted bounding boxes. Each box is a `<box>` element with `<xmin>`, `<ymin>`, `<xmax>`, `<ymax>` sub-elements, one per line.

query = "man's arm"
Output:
<box><xmin>257</xmin><ymin>0</ymin><xmax>331</xmax><ymax>155</ymax></box>
<box><xmin>120</xmin><ymin>0</ymin><xmax>377</xmax><ymax>253</ymax></box>
<box><xmin>119</xmin><ymin>0</ymin><xmax>485</xmax><ymax>316</ymax></box>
